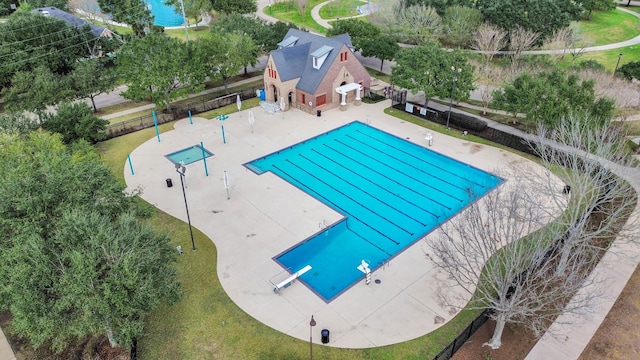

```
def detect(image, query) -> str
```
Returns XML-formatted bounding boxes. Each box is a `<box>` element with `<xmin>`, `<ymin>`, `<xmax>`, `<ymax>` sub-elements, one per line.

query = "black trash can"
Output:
<box><xmin>321</xmin><ymin>329</ymin><xmax>329</xmax><ymax>344</ymax></box>
<box><xmin>317</xmin><ymin>110</ymin><xmax>321</xmax><ymax>117</ymax></box>
<box><xmin>166</xmin><ymin>178</ymin><xmax>173</xmax><ymax>187</ymax></box>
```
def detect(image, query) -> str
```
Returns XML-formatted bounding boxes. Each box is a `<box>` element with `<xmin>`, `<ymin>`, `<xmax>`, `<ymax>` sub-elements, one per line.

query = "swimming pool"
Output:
<box><xmin>166</xmin><ymin>144</ymin><xmax>213</xmax><ymax>165</ymax></box>
<box><xmin>146</xmin><ymin>0</ymin><xmax>184</xmax><ymax>26</ymax></box>
<box><xmin>246</xmin><ymin>121</ymin><xmax>503</xmax><ymax>302</ymax></box>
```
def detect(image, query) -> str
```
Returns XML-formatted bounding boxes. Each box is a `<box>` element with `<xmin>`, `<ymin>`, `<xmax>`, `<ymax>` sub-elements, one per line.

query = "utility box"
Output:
<box><xmin>166</xmin><ymin>178</ymin><xmax>173</xmax><ymax>187</ymax></box>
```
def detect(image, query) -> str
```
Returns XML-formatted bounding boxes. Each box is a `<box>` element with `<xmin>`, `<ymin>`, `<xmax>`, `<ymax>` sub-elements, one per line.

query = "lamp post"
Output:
<box><xmin>446</xmin><ymin>66</ymin><xmax>462</xmax><ymax>130</ymax></box>
<box><xmin>175</xmin><ymin>163</ymin><xmax>196</xmax><ymax>251</ymax></box>
<box><xmin>309</xmin><ymin>315</ymin><xmax>316</xmax><ymax>360</ymax></box>
<box><xmin>178</xmin><ymin>0</ymin><xmax>189</xmax><ymax>42</ymax></box>
<box><xmin>614</xmin><ymin>53</ymin><xmax>623</xmax><ymax>74</ymax></box>
<box><xmin>424</xmin><ymin>70</ymin><xmax>431</xmax><ymax>108</ymax></box>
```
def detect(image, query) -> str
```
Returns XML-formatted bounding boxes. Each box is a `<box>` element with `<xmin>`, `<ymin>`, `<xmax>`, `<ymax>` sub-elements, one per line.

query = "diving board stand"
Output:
<box><xmin>271</xmin><ymin>265</ymin><xmax>312</xmax><ymax>293</ymax></box>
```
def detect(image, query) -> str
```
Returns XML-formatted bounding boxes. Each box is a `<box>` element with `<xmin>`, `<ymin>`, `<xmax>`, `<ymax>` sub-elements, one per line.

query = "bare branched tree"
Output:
<box><xmin>509</xmin><ymin>26</ymin><xmax>540</xmax><ymax>67</ymax></box>
<box><xmin>474</xmin><ymin>64</ymin><xmax>505</xmax><ymax>115</ymax></box>
<box><xmin>428</xmin><ymin>171</ymin><xmax>597</xmax><ymax>349</ymax></box>
<box><xmin>472</xmin><ymin>23</ymin><xmax>507</xmax><ymax>64</ymax></box>
<box><xmin>567</xmin><ymin>26</ymin><xmax>593</xmax><ymax>65</ymax></box>
<box><xmin>297</xmin><ymin>0</ymin><xmax>309</xmax><ymax>18</ymax></box>
<box><xmin>542</xmin><ymin>27</ymin><xmax>572</xmax><ymax>62</ymax></box>
<box><xmin>527</xmin><ymin>117</ymin><xmax>638</xmax><ymax>276</ymax></box>
<box><xmin>429</xmin><ymin>118</ymin><xmax>638</xmax><ymax>349</ymax></box>
<box><xmin>577</xmin><ymin>68</ymin><xmax>640</xmax><ymax>110</ymax></box>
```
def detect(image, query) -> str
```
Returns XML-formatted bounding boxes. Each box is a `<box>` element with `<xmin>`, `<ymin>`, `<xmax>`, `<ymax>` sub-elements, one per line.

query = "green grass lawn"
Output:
<box><xmin>559</xmin><ymin>44</ymin><xmax>640</xmax><ymax>71</ymax></box>
<box><xmin>319</xmin><ymin>0</ymin><xmax>362</xmax><ymax>19</ymax></box>
<box><xmin>96</xmin><ymin>107</ymin><xmax>485</xmax><ymax>359</ymax></box>
<box><xmin>366</xmin><ymin>67</ymin><xmax>391</xmax><ymax>83</ymax></box>
<box><xmin>576</xmin><ymin>9</ymin><xmax>640</xmax><ymax>46</ymax></box>
<box><xmin>267</xmin><ymin>0</ymin><xmax>328</xmax><ymax>34</ymax></box>
<box><xmin>164</xmin><ymin>25</ymin><xmax>212</xmax><ymax>41</ymax></box>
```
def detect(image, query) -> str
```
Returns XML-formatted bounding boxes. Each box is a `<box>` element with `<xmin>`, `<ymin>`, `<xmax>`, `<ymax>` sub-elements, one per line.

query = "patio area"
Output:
<box><xmin>124</xmin><ymin>99</ymin><xmax>561</xmax><ymax>348</ymax></box>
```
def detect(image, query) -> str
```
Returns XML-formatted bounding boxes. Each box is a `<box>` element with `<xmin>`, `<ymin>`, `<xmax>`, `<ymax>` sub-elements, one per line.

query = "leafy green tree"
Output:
<box><xmin>24</xmin><ymin>0</ymin><xmax>67</xmax><ymax>10</ymax></box>
<box><xmin>97</xmin><ymin>0</ymin><xmax>153</xmax><ymax>37</ymax></box>
<box><xmin>401</xmin><ymin>0</ymin><xmax>475</xmax><ymax>15</ymax></box>
<box><xmin>0</xmin><ymin>132</ymin><xmax>180</xmax><ymax>352</ymax></box>
<box><xmin>441</xmin><ymin>5</ymin><xmax>482</xmax><ymax>48</ymax></box>
<box><xmin>326</xmin><ymin>19</ymin><xmax>380</xmax><ymax>51</ymax></box>
<box><xmin>491</xmin><ymin>70</ymin><xmax>615</xmax><ymax>127</ymax></box>
<box><xmin>573</xmin><ymin>59</ymin><xmax>605</xmax><ymax>71</ymax></box>
<box><xmin>71</xmin><ymin>59</ymin><xmax>119</xmax><ymax>112</ymax></box>
<box><xmin>477</xmin><ymin>0</ymin><xmax>581</xmax><ymax>43</ymax></box>
<box><xmin>212</xmin><ymin>0</ymin><xmax>256</xmax><ymax>14</ymax></box>
<box><xmin>0</xmin><ymin>0</ymin><xmax>14</xmax><ymax>15</ymax></box>
<box><xmin>391</xmin><ymin>41</ymin><xmax>474</xmax><ymax>108</ymax></box>
<box><xmin>2</xmin><ymin>66</ymin><xmax>75</xmax><ymax>114</ymax></box>
<box><xmin>210</xmin><ymin>15</ymin><xmax>302</xmax><ymax>57</ymax></box>
<box><xmin>211</xmin><ymin>14</ymin><xmax>270</xmax><ymax>53</ymax></box>
<box><xmin>0</xmin><ymin>12</ymin><xmax>95</xmax><ymax>89</ymax></box>
<box><xmin>616</xmin><ymin>61</ymin><xmax>640</xmax><ymax>80</ymax></box>
<box><xmin>198</xmin><ymin>31</ymin><xmax>259</xmax><ymax>92</ymax></box>
<box><xmin>40</xmin><ymin>102</ymin><xmax>109</xmax><ymax>144</ymax></box>
<box><xmin>266</xmin><ymin>21</ymin><xmax>304</xmax><ymax>51</ymax></box>
<box><xmin>361</xmin><ymin>34</ymin><xmax>400</xmax><ymax>71</ymax></box>
<box><xmin>117</xmin><ymin>34</ymin><xmax>207</xmax><ymax>111</ymax></box>
<box><xmin>396</xmin><ymin>4</ymin><xmax>443</xmax><ymax>44</ymax></box>
<box><xmin>576</xmin><ymin>0</ymin><xmax>616</xmax><ymax>20</ymax></box>
<box><xmin>0</xmin><ymin>112</ymin><xmax>39</xmax><ymax>134</ymax></box>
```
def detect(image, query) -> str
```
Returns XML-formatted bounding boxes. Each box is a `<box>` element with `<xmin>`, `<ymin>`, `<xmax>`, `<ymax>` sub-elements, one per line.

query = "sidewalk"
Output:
<box><xmin>101</xmin><ymin>75</ymin><xmax>264</xmax><ymax>120</ymax></box>
<box><xmin>0</xmin><ymin>328</ymin><xmax>15</xmax><ymax>360</ymax></box>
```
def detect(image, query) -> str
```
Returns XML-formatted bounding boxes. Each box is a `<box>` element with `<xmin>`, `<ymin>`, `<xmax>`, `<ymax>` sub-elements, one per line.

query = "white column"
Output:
<box><xmin>356</xmin><ymin>87</ymin><xmax>361</xmax><ymax>101</ymax></box>
<box><xmin>341</xmin><ymin>92</ymin><xmax>347</xmax><ymax>106</ymax></box>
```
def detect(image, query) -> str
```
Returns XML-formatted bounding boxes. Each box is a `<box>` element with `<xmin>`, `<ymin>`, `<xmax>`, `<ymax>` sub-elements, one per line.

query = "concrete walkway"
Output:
<box><xmin>124</xmin><ymin>100</ymin><xmax>562</xmax><ymax>348</ymax></box>
<box><xmin>0</xmin><ymin>328</ymin><xmax>15</xmax><ymax>360</ymax></box>
<box><xmin>100</xmin><ymin>75</ymin><xmax>264</xmax><ymax>120</ymax></box>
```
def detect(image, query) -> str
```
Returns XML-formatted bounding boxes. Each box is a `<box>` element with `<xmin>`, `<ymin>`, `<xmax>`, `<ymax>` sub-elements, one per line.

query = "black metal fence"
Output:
<box><xmin>105</xmin><ymin>86</ymin><xmax>260</xmax><ymax>139</ymax></box>
<box><xmin>393</xmin><ymin>101</ymin><xmax>538</xmax><ymax>157</ymax></box>
<box><xmin>433</xmin><ymin>309</ymin><xmax>494</xmax><ymax>360</ymax></box>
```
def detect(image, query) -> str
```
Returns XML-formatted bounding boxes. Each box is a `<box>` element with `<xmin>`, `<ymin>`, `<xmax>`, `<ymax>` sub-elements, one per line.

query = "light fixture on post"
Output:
<box><xmin>309</xmin><ymin>315</ymin><xmax>316</xmax><ymax>360</ymax></box>
<box><xmin>614</xmin><ymin>53</ymin><xmax>623</xmax><ymax>74</ymax></box>
<box><xmin>175</xmin><ymin>163</ymin><xmax>196</xmax><ymax>251</ymax></box>
<box><xmin>446</xmin><ymin>66</ymin><xmax>462</xmax><ymax>130</ymax></box>
<box><xmin>178</xmin><ymin>0</ymin><xmax>189</xmax><ymax>42</ymax></box>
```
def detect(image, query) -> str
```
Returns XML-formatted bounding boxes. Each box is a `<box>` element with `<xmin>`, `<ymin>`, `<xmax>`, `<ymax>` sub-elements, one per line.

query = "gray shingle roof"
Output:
<box><xmin>271</xmin><ymin>29</ymin><xmax>354</xmax><ymax>94</ymax></box>
<box><xmin>33</xmin><ymin>7</ymin><xmax>109</xmax><ymax>38</ymax></box>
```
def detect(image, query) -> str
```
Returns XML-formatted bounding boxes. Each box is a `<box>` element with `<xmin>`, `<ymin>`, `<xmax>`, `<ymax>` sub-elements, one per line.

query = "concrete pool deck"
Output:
<box><xmin>124</xmin><ymin>99</ymin><xmax>560</xmax><ymax>348</ymax></box>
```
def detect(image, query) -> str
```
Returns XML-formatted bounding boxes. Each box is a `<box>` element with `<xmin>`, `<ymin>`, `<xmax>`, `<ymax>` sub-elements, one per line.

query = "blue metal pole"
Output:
<box><xmin>200</xmin><ymin>141</ymin><xmax>209</xmax><ymax>177</ymax></box>
<box><xmin>221</xmin><ymin>125</ymin><xmax>226</xmax><ymax>144</ymax></box>
<box><xmin>152</xmin><ymin>110</ymin><xmax>160</xmax><ymax>142</ymax></box>
<box><xmin>189</xmin><ymin>110</ymin><xmax>193</xmax><ymax>124</ymax></box>
<box><xmin>127</xmin><ymin>154</ymin><xmax>135</xmax><ymax>175</ymax></box>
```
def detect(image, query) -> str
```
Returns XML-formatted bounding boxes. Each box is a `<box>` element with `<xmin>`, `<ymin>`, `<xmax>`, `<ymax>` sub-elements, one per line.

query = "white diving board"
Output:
<box><xmin>272</xmin><ymin>265</ymin><xmax>312</xmax><ymax>293</ymax></box>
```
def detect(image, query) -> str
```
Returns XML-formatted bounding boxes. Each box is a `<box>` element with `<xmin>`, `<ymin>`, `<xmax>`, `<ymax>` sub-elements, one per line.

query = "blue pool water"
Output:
<box><xmin>246</xmin><ymin>122</ymin><xmax>503</xmax><ymax>302</ymax></box>
<box><xmin>146</xmin><ymin>0</ymin><xmax>184</xmax><ymax>26</ymax></box>
<box><xmin>97</xmin><ymin>0</ymin><xmax>183</xmax><ymax>27</ymax></box>
<box><xmin>166</xmin><ymin>144</ymin><xmax>213</xmax><ymax>165</ymax></box>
